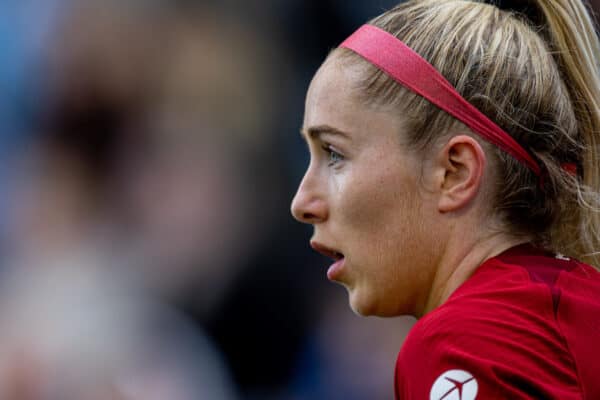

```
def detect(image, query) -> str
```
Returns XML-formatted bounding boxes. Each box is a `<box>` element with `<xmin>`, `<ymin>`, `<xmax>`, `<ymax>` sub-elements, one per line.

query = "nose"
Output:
<box><xmin>291</xmin><ymin>171</ymin><xmax>328</xmax><ymax>224</ymax></box>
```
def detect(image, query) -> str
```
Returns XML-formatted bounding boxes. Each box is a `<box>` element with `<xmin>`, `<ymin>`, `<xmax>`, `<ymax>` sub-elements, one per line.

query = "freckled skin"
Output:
<box><xmin>292</xmin><ymin>57</ymin><xmax>443</xmax><ymax>317</ymax></box>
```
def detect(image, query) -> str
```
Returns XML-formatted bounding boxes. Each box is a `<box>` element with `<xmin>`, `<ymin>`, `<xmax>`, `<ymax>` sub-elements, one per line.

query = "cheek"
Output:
<box><xmin>339</xmin><ymin>164</ymin><xmax>427</xmax><ymax>279</ymax></box>
<box><xmin>338</xmin><ymin>165</ymin><xmax>420</xmax><ymax>244</ymax></box>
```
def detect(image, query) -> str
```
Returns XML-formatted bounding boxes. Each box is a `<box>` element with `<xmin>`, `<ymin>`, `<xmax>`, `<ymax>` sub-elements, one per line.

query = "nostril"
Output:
<box><xmin>291</xmin><ymin>203</ymin><xmax>324</xmax><ymax>224</ymax></box>
<box><xmin>302</xmin><ymin>212</ymin><xmax>318</xmax><ymax>222</ymax></box>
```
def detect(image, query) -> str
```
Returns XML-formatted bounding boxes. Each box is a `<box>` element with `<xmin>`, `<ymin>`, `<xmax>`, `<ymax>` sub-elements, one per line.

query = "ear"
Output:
<box><xmin>435</xmin><ymin>135</ymin><xmax>486</xmax><ymax>213</ymax></box>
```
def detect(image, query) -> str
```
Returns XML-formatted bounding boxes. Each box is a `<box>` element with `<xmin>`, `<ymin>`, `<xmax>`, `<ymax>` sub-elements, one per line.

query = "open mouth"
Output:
<box><xmin>310</xmin><ymin>241</ymin><xmax>346</xmax><ymax>281</ymax></box>
<box><xmin>310</xmin><ymin>241</ymin><xmax>344</xmax><ymax>262</ymax></box>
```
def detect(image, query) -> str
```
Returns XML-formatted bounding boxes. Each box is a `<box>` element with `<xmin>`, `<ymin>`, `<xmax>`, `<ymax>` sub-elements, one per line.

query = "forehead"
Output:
<box><xmin>303</xmin><ymin>56</ymin><xmax>403</xmax><ymax>145</ymax></box>
<box><xmin>304</xmin><ymin>57</ymin><xmax>362</xmax><ymax>124</ymax></box>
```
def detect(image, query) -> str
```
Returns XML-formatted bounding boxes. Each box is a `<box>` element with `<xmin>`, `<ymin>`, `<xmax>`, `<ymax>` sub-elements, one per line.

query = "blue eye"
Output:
<box><xmin>322</xmin><ymin>144</ymin><xmax>344</xmax><ymax>166</ymax></box>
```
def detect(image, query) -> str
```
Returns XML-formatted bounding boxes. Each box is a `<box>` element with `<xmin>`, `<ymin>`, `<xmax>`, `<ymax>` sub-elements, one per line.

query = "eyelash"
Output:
<box><xmin>322</xmin><ymin>144</ymin><xmax>344</xmax><ymax>166</ymax></box>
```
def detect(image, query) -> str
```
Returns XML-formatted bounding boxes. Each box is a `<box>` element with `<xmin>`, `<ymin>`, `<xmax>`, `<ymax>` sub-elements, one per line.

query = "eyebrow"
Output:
<box><xmin>300</xmin><ymin>125</ymin><xmax>351</xmax><ymax>141</ymax></box>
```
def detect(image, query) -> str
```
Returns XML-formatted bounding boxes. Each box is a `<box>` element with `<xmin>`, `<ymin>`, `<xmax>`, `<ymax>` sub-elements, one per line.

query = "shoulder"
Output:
<box><xmin>395</xmin><ymin>250</ymin><xmax>586</xmax><ymax>400</ymax></box>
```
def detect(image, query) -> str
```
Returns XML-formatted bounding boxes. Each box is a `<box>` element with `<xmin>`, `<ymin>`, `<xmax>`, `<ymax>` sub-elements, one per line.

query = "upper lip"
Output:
<box><xmin>310</xmin><ymin>241</ymin><xmax>344</xmax><ymax>261</ymax></box>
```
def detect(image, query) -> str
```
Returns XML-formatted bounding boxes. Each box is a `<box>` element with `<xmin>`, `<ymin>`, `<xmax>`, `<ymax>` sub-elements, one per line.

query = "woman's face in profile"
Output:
<box><xmin>291</xmin><ymin>57</ymin><xmax>439</xmax><ymax>316</ymax></box>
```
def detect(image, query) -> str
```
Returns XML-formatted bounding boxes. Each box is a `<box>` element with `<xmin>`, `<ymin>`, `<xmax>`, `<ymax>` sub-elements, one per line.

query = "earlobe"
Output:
<box><xmin>437</xmin><ymin>135</ymin><xmax>486</xmax><ymax>213</ymax></box>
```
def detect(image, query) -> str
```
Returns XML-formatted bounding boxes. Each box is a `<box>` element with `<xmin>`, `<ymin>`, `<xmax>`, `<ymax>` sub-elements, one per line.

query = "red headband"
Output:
<box><xmin>340</xmin><ymin>24</ymin><xmax>543</xmax><ymax>177</ymax></box>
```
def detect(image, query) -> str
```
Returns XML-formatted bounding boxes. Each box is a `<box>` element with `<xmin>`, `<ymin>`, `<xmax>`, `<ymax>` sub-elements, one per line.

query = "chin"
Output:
<box><xmin>348</xmin><ymin>289</ymin><xmax>381</xmax><ymax>316</ymax></box>
<box><xmin>348</xmin><ymin>288</ymin><xmax>406</xmax><ymax>317</ymax></box>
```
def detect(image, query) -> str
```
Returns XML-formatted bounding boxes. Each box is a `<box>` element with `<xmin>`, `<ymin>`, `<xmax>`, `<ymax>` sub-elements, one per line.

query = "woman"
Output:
<box><xmin>291</xmin><ymin>0</ymin><xmax>600</xmax><ymax>398</ymax></box>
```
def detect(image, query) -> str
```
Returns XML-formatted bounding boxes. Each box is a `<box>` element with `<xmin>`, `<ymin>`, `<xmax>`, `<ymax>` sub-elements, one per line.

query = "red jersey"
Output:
<box><xmin>395</xmin><ymin>244</ymin><xmax>600</xmax><ymax>399</ymax></box>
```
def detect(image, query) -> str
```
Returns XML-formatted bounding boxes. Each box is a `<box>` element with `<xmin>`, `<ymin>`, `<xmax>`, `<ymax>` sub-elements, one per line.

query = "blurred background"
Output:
<box><xmin>0</xmin><ymin>1</ymin><xmax>414</xmax><ymax>399</ymax></box>
<box><xmin>1</xmin><ymin>1</ymin><xmax>598</xmax><ymax>399</ymax></box>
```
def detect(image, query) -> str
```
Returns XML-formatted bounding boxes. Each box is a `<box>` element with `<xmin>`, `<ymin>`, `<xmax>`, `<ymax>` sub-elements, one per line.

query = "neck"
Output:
<box><xmin>416</xmin><ymin>230</ymin><xmax>528</xmax><ymax>318</ymax></box>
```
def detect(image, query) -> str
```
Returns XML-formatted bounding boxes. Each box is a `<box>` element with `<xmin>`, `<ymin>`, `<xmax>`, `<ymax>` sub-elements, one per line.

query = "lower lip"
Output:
<box><xmin>327</xmin><ymin>258</ymin><xmax>345</xmax><ymax>281</ymax></box>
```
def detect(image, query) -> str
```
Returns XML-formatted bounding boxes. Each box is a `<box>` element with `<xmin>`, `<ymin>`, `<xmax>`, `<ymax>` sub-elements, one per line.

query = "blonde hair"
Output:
<box><xmin>332</xmin><ymin>0</ymin><xmax>600</xmax><ymax>266</ymax></box>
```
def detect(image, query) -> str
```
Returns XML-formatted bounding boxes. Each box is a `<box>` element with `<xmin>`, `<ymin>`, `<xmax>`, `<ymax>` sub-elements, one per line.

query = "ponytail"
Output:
<box><xmin>532</xmin><ymin>0</ymin><xmax>600</xmax><ymax>266</ymax></box>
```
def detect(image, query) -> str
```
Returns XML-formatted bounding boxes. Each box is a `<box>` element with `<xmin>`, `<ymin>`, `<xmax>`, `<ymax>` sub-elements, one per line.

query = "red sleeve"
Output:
<box><xmin>394</xmin><ymin>287</ymin><xmax>582</xmax><ymax>400</ymax></box>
